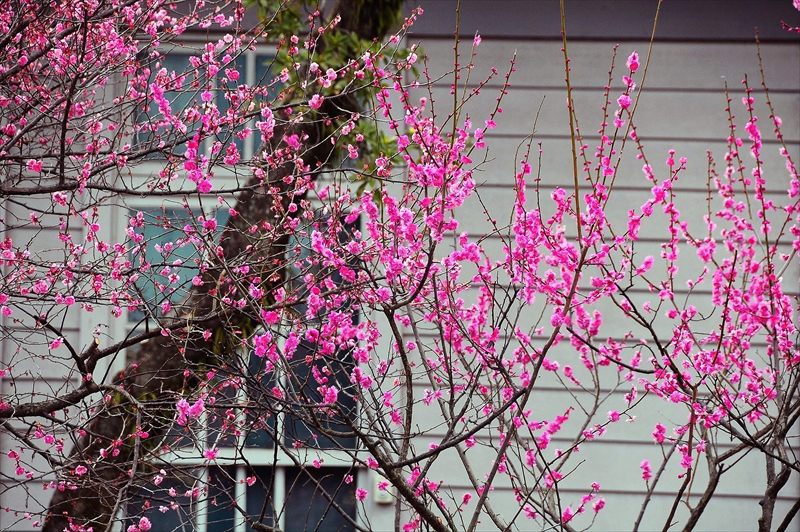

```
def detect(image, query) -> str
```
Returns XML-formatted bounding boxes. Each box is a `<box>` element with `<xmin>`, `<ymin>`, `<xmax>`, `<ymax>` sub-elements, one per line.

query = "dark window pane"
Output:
<box><xmin>283</xmin><ymin>341</ymin><xmax>357</xmax><ymax>450</ymax></box>
<box><xmin>284</xmin><ymin>467</ymin><xmax>356</xmax><ymax>532</ymax></box>
<box><xmin>283</xmin><ymin>216</ymin><xmax>359</xmax><ymax>450</ymax></box>
<box><xmin>245</xmin><ymin>467</ymin><xmax>276</xmax><ymax>532</ymax></box>
<box><xmin>206</xmin><ymin>467</ymin><xmax>236</xmax><ymax>532</ymax></box>
<box><xmin>127</xmin><ymin>471</ymin><xmax>196</xmax><ymax>532</ymax></box>
<box><xmin>206</xmin><ymin>378</ymin><xmax>242</xmax><ymax>449</ymax></box>
<box><xmin>244</xmin><ymin>352</ymin><xmax>276</xmax><ymax>448</ymax></box>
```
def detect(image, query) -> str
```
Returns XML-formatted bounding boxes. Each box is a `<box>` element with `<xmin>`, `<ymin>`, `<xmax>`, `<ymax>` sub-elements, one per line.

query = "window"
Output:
<box><xmin>127</xmin><ymin>465</ymin><xmax>356</xmax><ymax>532</ymax></box>
<box><xmin>128</xmin><ymin>205</ymin><xmax>230</xmax><ymax>324</ymax></box>
<box><xmin>120</xmin><ymin>34</ymin><xmax>363</xmax><ymax>528</ymax></box>
<box><xmin>135</xmin><ymin>48</ymin><xmax>279</xmax><ymax>161</ymax></box>
<box><xmin>123</xmin><ymin>203</ymin><xmax>362</xmax><ymax>532</ymax></box>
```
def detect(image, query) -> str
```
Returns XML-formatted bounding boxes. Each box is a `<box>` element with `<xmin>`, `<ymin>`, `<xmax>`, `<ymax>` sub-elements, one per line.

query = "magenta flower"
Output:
<box><xmin>640</xmin><ymin>460</ymin><xmax>652</xmax><ymax>481</ymax></box>
<box><xmin>203</xmin><ymin>448</ymin><xmax>218</xmax><ymax>461</ymax></box>
<box><xmin>309</xmin><ymin>94</ymin><xmax>324</xmax><ymax>109</ymax></box>
<box><xmin>627</xmin><ymin>51</ymin><xmax>639</xmax><ymax>72</ymax></box>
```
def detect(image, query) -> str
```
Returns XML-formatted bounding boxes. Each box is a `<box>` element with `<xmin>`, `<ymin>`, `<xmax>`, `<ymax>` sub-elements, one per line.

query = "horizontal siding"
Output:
<box><xmin>398</xmin><ymin>33</ymin><xmax>800</xmax><ymax>531</ymax></box>
<box><xmin>415</xmin><ymin>84</ymin><xmax>800</xmax><ymax>140</ymax></box>
<box><xmin>409</xmin><ymin>0</ymin><xmax>800</xmax><ymax>42</ymax></box>
<box><xmin>418</xmin><ymin>40</ymin><xmax>800</xmax><ymax>90</ymax></box>
<box><xmin>472</xmin><ymin>137</ymin><xmax>800</xmax><ymax>189</ymax></box>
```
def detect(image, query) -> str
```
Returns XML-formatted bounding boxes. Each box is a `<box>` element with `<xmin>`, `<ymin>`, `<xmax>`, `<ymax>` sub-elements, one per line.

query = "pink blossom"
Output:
<box><xmin>640</xmin><ymin>460</ymin><xmax>652</xmax><ymax>481</ymax></box>
<box><xmin>321</xmin><ymin>385</ymin><xmax>338</xmax><ymax>404</ymax></box>
<box><xmin>203</xmin><ymin>448</ymin><xmax>218</xmax><ymax>461</ymax></box>
<box><xmin>309</xmin><ymin>94</ymin><xmax>324</xmax><ymax>109</ymax></box>
<box><xmin>176</xmin><ymin>398</ymin><xmax>205</xmax><ymax>425</ymax></box>
<box><xmin>627</xmin><ymin>51</ymin><xmax>639</xmax><ymax>72</ymax></box>
<box><xmin>618</xmin><ymin>94</ymin><xmax>632</xmax><ymax>109</ymax></box>
<box><xmin>74</xmin><ymin>465</ymin><xmax>88</xmax><ymax>476</ymax></box>
<box><xmin>53</xmin><ymin>191</ymin><xmax>68</xmax><ymax>206</ymax></box>
<box><xmin>203</xmin><ymin>218</ymin><xmax>217</xmax><ymax>231</ymax></box>
<box><xmin>355</xmin><ymin>487</ymin><xmax>368</xmax><ymax>501</ymax></box>
<box><xmin>652</xmin><ymin>423</ymin><xmax>666</xmax><ymax>443</ymax></box>
<box><xmin>679</xmin><ymin>446</ymin><xmax>693</xmax><ymax>469</ymax></box>
<box><xmin>138</xmin><ymin>517</ymin><xmax>152</xmax><ymax>531</ymax></box>
<box><xmin>544</xmin><ymin>471</ymin><xmax>562</xmax><ymax>488</ymax></box>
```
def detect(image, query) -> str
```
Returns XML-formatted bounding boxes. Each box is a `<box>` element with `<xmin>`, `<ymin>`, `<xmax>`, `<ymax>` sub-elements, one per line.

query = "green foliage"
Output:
<box><xmin>245</xmin><ymin>0</ymin><xmax>414</xmax><ymax>195</ymax></box>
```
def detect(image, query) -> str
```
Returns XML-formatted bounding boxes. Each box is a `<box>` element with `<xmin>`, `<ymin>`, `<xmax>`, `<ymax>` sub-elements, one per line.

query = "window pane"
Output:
<box><xmin>244</xmin><ymin>352</ymin><xmax>276</xmax><ymax>448</ymax></box>
<box><xmin>282</xmin><ymin>341</ymin><xmax>357</xmax><ymax>450</ymax></box>
<box><xmin>283</xmin><ymin>217</ymin><xmax>360</xmax><ymax>450</ymax></box>
<box><xmin>284</xmin><ymin>467</ymin><xmax>356</xmax><ymax>532</ymax></box>
<box><xmin>127</xmin><ymin>470</ymin><xmax>197</xmax><ymax>532</ymax></box>
<box><xmin>136</xmin><ymin>54</ymin><xmax>205</xmax><ymax>158</ymax></box>
<box><xmin>206</xmin><ymin>467</ymin><xmax>236</xmax><ymax>532</ymax></box>
<box><xmin>254</xmin><ymin>54</ymin><xmax>280</xmax><ymax>102</ymax></box>
<box><xmin>206</xmin><ymin>377</ymin><xmax>242</xmax><ymax>449</ymax></box>
<box><xmin>245</xmin><ymin>467</ymin><xmax>275</xmax><ymax>532</ymax></box>
<box><xmin>216</xmin><ymin>53</ymin><xmax>248</xmax><ymax>156</ymax></box>
<box><xmin>129</xmin><ymin>207</ymin><xmax>229</xmax><ymax>323</ymax></box>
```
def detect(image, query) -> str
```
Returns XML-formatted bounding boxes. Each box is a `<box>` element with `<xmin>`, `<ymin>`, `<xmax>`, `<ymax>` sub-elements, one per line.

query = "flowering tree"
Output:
<box><xmin>0</xmin><ymin>0</ymin><xmax>799</xmax><ymax>531</ymax></box>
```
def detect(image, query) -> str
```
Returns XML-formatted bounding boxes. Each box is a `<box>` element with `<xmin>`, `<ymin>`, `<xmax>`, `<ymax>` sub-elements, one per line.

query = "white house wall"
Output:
<box><xmin>399</xmin><ymin>1</ymin><xmax>800</xmax><ymax>530</ymax></box>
